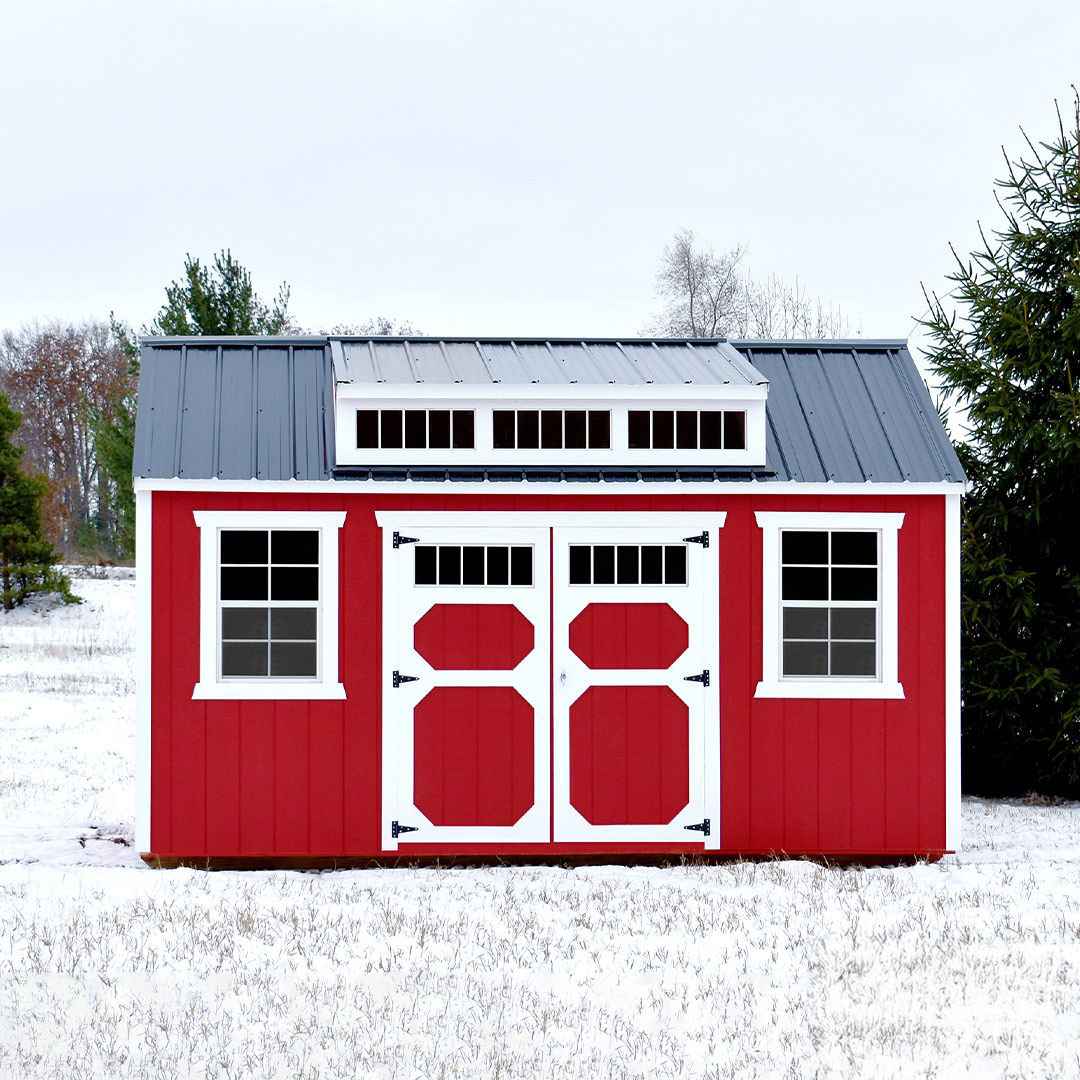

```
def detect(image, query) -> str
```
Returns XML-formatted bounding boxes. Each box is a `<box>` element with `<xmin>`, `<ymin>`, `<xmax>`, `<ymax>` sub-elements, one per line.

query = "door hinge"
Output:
<box><xmin>393</xmin><ymin>531</ymin><xmax>420</xmax><ymax>548</ymax></box>
<box><xmin>683</xmin><ymin>531</ymin><xmax>709</xmax><ymax>548</ymax></box>
<box><xmin>684</xmin><ymin>818</ymin><xmax>711</xmax><ymax>837</ymax></box>
<box><xmin>684</xmin><ymin>669</ymin><xmax>710</xmax><ymax>687</ymax></box>
<box><xmin>391</xmin><ymin>820</ymin><xmax>419</xmax><ymax>838</ymax></box>
<box><xmin>392</xmin><ymin>670</ymin><xmax>419</xmax><ymax>688</ymax></box>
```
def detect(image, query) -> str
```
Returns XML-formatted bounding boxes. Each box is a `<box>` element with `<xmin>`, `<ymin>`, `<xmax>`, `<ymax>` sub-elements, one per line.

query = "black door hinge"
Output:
<box><xmin>393</xmin><ymin>531</ymin><xmax>420</xmax><ymax>548</ymax></box>
<box><xmin>392</xmin><ymin>670</ymin><xmax>419</xmax><ymax>688</ymax></box>
<box><xmin>683</xmin><ymin>531</ymin><xmax>709</xmax><ymax>547</ymax></box>
<box><xmin>684</xmin><ymin>819</ymin><xmax>711</xmax><ymax>837</ymax></box>
<box><xmin>684</xmin><ymin>669</ymin><xmax>710</xmax><ymax>687</ymax></box>
<box><xmin>391</xmin><ymin>820</ymin><xmax>419</xmax><ymax>838</ymax></box>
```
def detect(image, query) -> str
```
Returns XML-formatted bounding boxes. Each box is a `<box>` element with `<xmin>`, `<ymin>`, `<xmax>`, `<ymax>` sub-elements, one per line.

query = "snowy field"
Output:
<box><xmin>1</xmin><ymin>576</ymin><xmax>1078</xmax><ymax>1079</ymax></box>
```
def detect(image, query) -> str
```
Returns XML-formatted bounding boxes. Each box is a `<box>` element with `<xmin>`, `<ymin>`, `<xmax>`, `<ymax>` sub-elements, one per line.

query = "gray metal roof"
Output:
<box><xmin>133</xmin><ymin>336</ymin><xmax>964</xmax><ymax>484</ymax></box>
<box><xmin>134</xmin><ymin>340</ymin><xmax>333</xmax><ymax>481</ymax></box>
<box><xmin>331</xmin><ymin>336</ymin><xmax>765</xmax><ymax>387</ymax></box>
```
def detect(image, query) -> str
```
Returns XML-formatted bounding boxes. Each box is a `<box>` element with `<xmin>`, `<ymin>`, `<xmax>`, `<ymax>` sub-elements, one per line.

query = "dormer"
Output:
<box><xmin>330</xmin><ymin>338</ymin><xmax>768</xmax><ymax>470</ymax></box>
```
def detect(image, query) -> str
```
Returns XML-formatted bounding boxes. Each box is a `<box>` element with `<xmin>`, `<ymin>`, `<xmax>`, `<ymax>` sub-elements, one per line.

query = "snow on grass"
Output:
<box><xmin>2</xmin><ymin>579</ymin><xmax>1079</xmax><ymax>1078</ymax></box>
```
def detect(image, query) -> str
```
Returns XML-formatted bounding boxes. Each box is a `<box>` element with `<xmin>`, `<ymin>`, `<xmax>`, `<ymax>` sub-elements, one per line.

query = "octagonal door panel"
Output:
<box><xmin>381</xmin><ymin>525</ymin><xmax>551</xmax><ymax>847</ymax></box>
<box><xmin>553</xmin><ymin>525</ymin><xmax>719</xmax><ymax>844</ymax></box>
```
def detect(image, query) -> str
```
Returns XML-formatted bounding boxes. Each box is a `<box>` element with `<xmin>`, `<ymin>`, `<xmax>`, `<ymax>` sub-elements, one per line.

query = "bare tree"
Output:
<box><xmin>0</xmin><ymin>321</ymin><xmax>133</xmax><ymax>554</ymax></box>
<box><xmin>647</xmin><ymin>229</ymin><xmax>852</xmax><ymax>339</ymax></box>
<box><xmin>319</xmin><ymin>317</ymin><xmax>419</xmax><ymax>336</ymax></box>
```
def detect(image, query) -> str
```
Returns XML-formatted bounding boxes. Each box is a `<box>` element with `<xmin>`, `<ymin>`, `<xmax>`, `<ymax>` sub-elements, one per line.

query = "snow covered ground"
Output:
<box><xmin>1</xmin><ymin>575</ymin><xmax>1078</xmax><ymax>1079</ymax></box>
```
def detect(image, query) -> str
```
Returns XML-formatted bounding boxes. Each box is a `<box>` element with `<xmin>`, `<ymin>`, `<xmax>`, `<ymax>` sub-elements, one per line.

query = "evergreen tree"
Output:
<box><xmin>0</xmin><ymin>392</ymin><xmax>76</xmax><ymax>610</ymax></box>
<box><xmin>923</xmin><ymin>90</ymin><xmax>1080</xmax><ymax>797</ymax></box>
<box><xmin>97</xmin><ymin>253</ymin><xmax>292</xmax><ymax>559</ymax></box>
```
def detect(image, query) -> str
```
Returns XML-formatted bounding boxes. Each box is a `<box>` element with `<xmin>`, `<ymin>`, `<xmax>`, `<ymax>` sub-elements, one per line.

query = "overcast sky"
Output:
<box><xmin>2</xmin><ymin>1</ymin><xmax>1077</xmax><ymax>365</ymax></box>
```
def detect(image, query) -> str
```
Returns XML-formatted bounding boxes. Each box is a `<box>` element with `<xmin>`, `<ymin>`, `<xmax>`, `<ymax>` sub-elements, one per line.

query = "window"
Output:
<box><xmin>568</xmin><ymin>544</ymin><xmax>687</xmax><ymax>585</ymax></box>
<box><xmin>492</xmin><ymin>410</ymin><xmax>610</xmax><ymax>450</ymax></box>
<box><xmin>754</xmin><ymin>511</ymin><xmax>904</xmax><ymax>700</ymax></box>
<box><xmin>628</xmin><ymin>410</ymin><xmax>746</xmax><ymax>451</ymax></box>
<box><xmin>356</xmin><ymin>409</ymin><xmax>474</xmax><ymax>449</ymax></box>
<box><xmin>414</xmin><ymin>544</ymin><xmax>533</xmax><ymax>586</ymax></box>
<box><xmin>193</xmin><ymin>511</ymin><xmax>346</xmax><ymax>699</ymax></box>
<box><xmin>780</xmin><ymin>530</ymin><xmax>878</xmax><ymax>678</ymax></box>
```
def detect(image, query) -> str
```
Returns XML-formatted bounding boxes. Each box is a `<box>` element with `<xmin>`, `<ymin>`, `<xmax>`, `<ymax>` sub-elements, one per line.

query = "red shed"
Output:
<box><xmin>132</xmin><ymin>336</ymin><xmax>964</xmax><ymax>863</ymax></box>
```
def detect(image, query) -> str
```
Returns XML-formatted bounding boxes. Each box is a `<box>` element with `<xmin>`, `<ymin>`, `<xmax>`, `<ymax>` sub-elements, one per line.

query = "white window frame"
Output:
<box><xmin>192</xmin><ymin>510</ymin><xmax>347</xmax><ymax>700</ymax></box>
<box><xmin>755</xmin><ymin>511</ymin><xmax>905</xmax><ymax>700</ymax></box>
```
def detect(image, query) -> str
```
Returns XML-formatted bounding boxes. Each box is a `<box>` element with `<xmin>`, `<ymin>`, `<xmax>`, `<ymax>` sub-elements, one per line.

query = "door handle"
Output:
<box><xmin>559</xmin><ymin>670</ymin><xmax>567</xmax><ymax>685</ymax></box>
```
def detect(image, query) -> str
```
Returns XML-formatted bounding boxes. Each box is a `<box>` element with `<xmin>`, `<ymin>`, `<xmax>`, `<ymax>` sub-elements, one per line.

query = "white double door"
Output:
<box><xmin>379</xmin><ymin>514</ymin><xmax>721</xmax><ymax>850</ymax></box>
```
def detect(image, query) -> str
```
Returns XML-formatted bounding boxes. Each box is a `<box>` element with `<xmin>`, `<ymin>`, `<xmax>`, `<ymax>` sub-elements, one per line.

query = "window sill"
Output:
<box><xmin>755</xmin><ymin>680</ymin><xmax>905</xmax><ymax>700</ymax></box>
<box><xmin>192</xmin><ymin>682</ymin><xmax>347</xmax><ymax>701</ymax></box>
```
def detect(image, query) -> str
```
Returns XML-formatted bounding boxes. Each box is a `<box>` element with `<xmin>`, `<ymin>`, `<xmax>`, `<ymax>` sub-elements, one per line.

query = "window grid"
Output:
<box><xmin>414</xmin><ymin>544</ymin><xmax>534</xmax><ymax>587</ymax></box>
<box><xmin>780</xmin><ymin>529</ymin><xmax>879</xmax><ymax>680</ymax></box>
<box><xmin>218</xmin><ymin>529</ymin><xmax>321</xmax><ymax>680</ymax></box>
<box><xmin>568</xmin><ymin>544</ymin><xmax>688</xmax><ymax>586</ymax></box>
<box><xmin>492</xmin><ymin>409</ymin><xmax>611</xmax><ymax>450</ymax></box>
<box><xmin>356</xmin><ymin>408</ymin><xmax>475</xmax><ymax>450</ymax></box>
<box><xmin>628</xmin><ymin>409</ymin><xmax>747</xmax><ymax>451</ymax></box>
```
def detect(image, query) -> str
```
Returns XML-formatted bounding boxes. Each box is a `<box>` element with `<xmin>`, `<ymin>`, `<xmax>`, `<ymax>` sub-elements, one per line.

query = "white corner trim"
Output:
<box><xmin>755</xmin><ymin>680</ymin><xmax>905</xmax><ymax>700</ymax></box>
<box><xmin>945</xmin><ymin>493</ymin><xmax>961</xmax><ymax>850</ymax></box>
<box><xmin>192</xmin><ymin>510</ymin><xmax>346</xmax><ymax>701</ymax></box>
<box><xmin>754</xmin><ymin>510</ymin><xmax>905</xmax><ymax>701</ymax></box>
<box><xmin>134</xmin><ymin>488</ymin><xmax>152</xmax><ymax>852</ymax></box>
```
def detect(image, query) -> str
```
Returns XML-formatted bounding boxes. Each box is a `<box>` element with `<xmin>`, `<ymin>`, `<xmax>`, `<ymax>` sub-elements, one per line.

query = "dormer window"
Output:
<box><xmin>628</xmin><ymin>410</ymin><xmax>746</xmax><ymax>451</ymax></box>
<box><xmin>357</xmin><ymin>409</ymin><xmax>475</xmax><ymax>450</ymax></box>
<box><xmin>493</xmin><ymin>409</ymin><xmax>611</xmax><ymax>450</ymax></box>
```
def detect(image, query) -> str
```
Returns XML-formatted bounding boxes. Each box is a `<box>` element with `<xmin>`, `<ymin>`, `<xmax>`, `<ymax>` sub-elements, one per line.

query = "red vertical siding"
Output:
<box><xmin>148</xmin><ymin>490</ymin><xmax>948</xmax><ymax>857</ymax></box>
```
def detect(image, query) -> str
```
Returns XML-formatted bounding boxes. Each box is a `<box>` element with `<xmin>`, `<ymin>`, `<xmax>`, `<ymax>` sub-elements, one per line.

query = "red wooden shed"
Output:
<box><xmin>132</xmin><ymin>336</ymin><xmax>964</xmax><ymax>863</ymax></box>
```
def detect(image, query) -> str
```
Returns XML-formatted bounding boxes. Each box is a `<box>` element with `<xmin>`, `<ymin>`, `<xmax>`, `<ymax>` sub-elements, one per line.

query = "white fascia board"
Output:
<box><xmin>135</xmin><ymin>478</ymin><xmax>967</xmax><ymax>496</ymax></box>
<box><xmin>334</xmin><ymin>383</ymin><xmax>770</xmax><ymax>401</ymax></box>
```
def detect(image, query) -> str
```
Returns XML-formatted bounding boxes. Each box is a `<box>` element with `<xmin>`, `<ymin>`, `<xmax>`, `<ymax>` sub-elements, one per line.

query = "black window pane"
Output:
<box><xmin>569</xmin><ymin>545</ymin><xmax>591</xmax><ymax>584</ymax></box>
<box><xmin>510</xmin><ymin>547</ymin><xmax>532</xmax><ymax>586</ymax></box>
<box><xmin>415</xmin><ymin>546</ymin><xmax>436</xmax><ymax>585</ymax></box>
<box><xmin>664</xmin><ymin>545</ymin><xmax>687</xmax><ymax>584</ymax></box>
<box><xmin>565</xmin><ymin>411</ymin><xmax>587</xmax><ymax>449</ymax></box>
<box><xmin>271</xmin><ymin>607</ymin><xmax>318</xmax><ymax>641</ymax></box>
<box><xmin>784</xmin><ymin>641</ymin><xmax>828</xmax><ymax>676</ymax></box>
<box><xmin>271</xmin><ymin>530</ymin><xmax>319</xmax><ymax>565</ymax></box>
<box><xmin>356</xmin><ymin>410</ymin><xmax>379</xmax><ymax>449</ymax></box>
<box><xmin>271</xmin><ymin>642</ymin><xmax>318</xmax><ymax>678</ymax></box>
<box><xmin>783</xmin><ymin>607</ymin><xmax>828</xmax><ymax>639</ymax></box>
<box><xmin>832</xmin><ymin>567</ymin><xmax>877</xmax><ymax>601</ymax></box>
<box><xmin>700</xmin><ymin>411</ymin><xmax>723</xmax><ymax>450</ymax></box>
<box><xmin>487</xmin><ymin>546</ymin><xmax>509</xmax><ymax>585</ymax></box>
<box><xmin>592</xmin><ymin>545</ymin><xmax>615</xmax><ymax>584</ymax></box>
<box><xmin>493</xmin><ymin>411</ymin><xmax>515</xmax><ymax>449</ymax></box>
<box><xmin>640</xmin><ymin>545</ymin><xmax>663</xmax><ymax>584</ymax></box>
<box><xmin>452</xmin><ymin>411</ymin><xmax>474</xmax><ymax>449</ymax></box>
<box><xmin>517</xmin><ymin>411</ymin><xmax>539</xmax><ymax>449</ymax></box>
<box><xmin>221</xmin><ymin>530</ymin><xmax>267</xmax><ymax>565</ymax></box>
<box><xmin>541</xmin><ymin>411</ymin><xmax>563</xmax><ymax>449</ymax></box>
<box><xmin>628</xmin><ymin>411</ymin><xmax>651</xmax><ymax>450</ymax></box>
<box><xmin>831</xmin><ymin>531</ymin><xmax>877</xmax><ymax>566</ymax></box>
<box><xmin>221</xmin><ymin>566</ymin><xmax>267</xmax><ymax>601</ymax></box>
<box><xmin>781</xmin><ymin>531</ymin><xmax>828</xmax><ymax>565</ymax></box>
<box><xmin>830</xmin><ymin>607</ymin><xmax>877</xmax><ymax>640</ymax></box>
<box><xmin>428</xmin><ymin>410</ymin><xmax>451</xmax><ymax>449</ymax></box>
<box><xmin>222</xmin><ymin>642</ymin><xmax>268</xmax><ymax>677</ymax></box>
<box><xmin>652</xmin><ymin>411</ymin><xmax>674</xmax><ymax>449</ymax></box>
<box><xmin>724</xmin><ymin>411</ymin><xmax>746</xmax><ymax>450</ymax></box>
<box><xmin>380</xmin><ymin>410</ymin><xmax>402</xmax><ymax>449</ymax></box>
<box><xmin>782</xmin><ymin>566</ymin><xmax>828</xmax><ymax>601</ymax></box>
<box><xmin>271</xmin><ymin>567</ymin><xmax>319</xmax><ymax>601</ymax></box>
<box><xmin>462</xmin><ymin>546</ymin><xmax>485</xmax><ymax>585</ymax></box>
<box><xmin>831</xmin><ymin>642</ymin><xmax>876</xmax><ymax>677</ymax></box>
<box><xmin>676</xmin><ymin>411</ymin><xmax>698</xmax><ymax>449</ymax></box>
<box><xmin>404</xmin><ymin>410</ymin><xmax>427</xmax><ymax>449</ymax></box>
<box><xmin>438</xmin><ymin>546</ymin><xmax>461</xmax><ymax>585</ymax></box>
<box><xmin>616</xmin><ymin>546</ymin><xmax>639</xmax><ymax>584</ymax></box>
<box><xmin>588</xmin><ymin>411</ymin><xmax>610</xmax><ymax>449</ymax></box>
<box><xmin>221</xmin><ymin>607</ymin><xmax>268</xmax><ymax>640</ymax></box>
